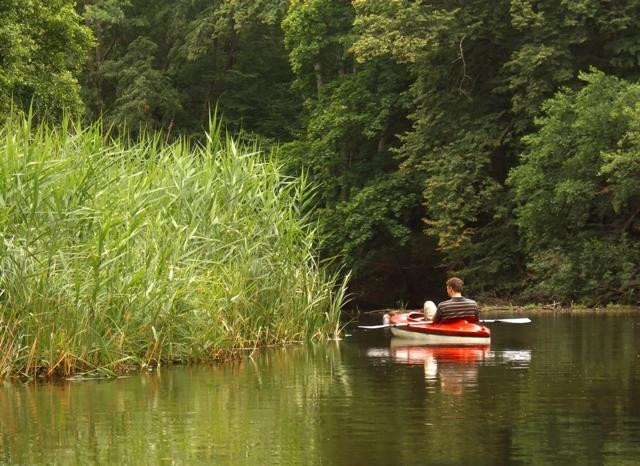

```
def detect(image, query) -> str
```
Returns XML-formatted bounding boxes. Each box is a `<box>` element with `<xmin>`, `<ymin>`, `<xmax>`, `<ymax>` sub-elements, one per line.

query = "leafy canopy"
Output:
<box><xmin>510</xmin><ymin>70</ymin><xmax>640</xmax><ymax>304</ymax></box>
<box><xmin>0</xmin><ymin>0</ymin><xmax>93</xmax><ymax>118</ymax></box>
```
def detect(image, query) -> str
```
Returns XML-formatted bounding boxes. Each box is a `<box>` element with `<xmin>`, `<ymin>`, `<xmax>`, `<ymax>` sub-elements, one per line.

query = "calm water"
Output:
<box><xmin>2</xmin><ymin>312</ymin><xmax>640</xmax><ymax>465</ymax></box>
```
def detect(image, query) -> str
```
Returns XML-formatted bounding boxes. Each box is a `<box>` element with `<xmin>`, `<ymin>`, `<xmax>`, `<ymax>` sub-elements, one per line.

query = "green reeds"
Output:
<box><xmin>0</xmin><ymin>114</ymin><xmax>346</xmax><ymax>379</ymax></box>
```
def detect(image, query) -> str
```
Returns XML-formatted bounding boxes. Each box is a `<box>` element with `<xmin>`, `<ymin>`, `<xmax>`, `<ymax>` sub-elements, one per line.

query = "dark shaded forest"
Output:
<box><xmin>2</xmin><ymin>0</ymin><xmax>639</xmax><ymax>307</ymax></box>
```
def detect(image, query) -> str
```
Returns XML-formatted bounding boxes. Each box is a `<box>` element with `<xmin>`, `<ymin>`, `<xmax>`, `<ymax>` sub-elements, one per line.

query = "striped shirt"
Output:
<box><xmin>434</xmin><ymin>297</ymin><xmax>479</xmax><ymax>323</ymax></box>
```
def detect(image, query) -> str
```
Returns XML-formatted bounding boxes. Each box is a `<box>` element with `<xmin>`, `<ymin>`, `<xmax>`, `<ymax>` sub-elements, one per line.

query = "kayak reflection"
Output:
<box><xmin>366</xmin><ymin>340</ymin><xmax>531</xmax><ymax>395</ymax></box>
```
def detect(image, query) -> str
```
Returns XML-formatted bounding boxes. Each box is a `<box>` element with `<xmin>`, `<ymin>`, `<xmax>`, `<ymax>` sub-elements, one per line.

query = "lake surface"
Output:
<box><xmin>2</xmin><ymin>312</ymin><xmax>640</xmax><ymax>465</ymax></box>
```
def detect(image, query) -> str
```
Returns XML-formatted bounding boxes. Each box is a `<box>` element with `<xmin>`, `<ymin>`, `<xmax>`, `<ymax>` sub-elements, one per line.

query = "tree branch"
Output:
<box><xmin>621</xmin><ymin>203</ymin><xmax>640</xmax><ymax>233</ymax></box>
<box><xmin>454</xmin><ymin>34</ymin><xmax>473</xmax><ymax>99</ymax></box>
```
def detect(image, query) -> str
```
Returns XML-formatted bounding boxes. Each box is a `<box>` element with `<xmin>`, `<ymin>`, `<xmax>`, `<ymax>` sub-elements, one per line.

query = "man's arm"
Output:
<box><xmin>432</xmin><ymin>305</ymin><xmax>443</xmax><ymax>323</ymax></box>
<box><xmin>469</xmin><ymin>300</ymin><xmax>479</xmax><ymax>322</ymax></box>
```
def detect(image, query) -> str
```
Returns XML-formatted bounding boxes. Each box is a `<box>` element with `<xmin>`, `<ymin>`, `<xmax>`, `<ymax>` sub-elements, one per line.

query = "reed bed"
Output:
<box><xmin>0</xmin><ymin>114</ymin><xmax>346</xmax><ymax>379</ymax></box>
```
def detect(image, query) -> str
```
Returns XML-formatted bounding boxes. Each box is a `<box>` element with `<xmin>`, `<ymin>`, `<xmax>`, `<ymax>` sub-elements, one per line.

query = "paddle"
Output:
<box><xmin>358</xmin><ymin>317</ymin><xmax>531</xmax><ymax>330</ymax></box>
<box><xmin>479</xmin><ymin>318</ymin><xmax>531</xmax><ymax>324</ymax></box>
<box><xmin>358</xmin><ymin>322</ymin><xmax>425</xmax><ymax>330</ymax></box>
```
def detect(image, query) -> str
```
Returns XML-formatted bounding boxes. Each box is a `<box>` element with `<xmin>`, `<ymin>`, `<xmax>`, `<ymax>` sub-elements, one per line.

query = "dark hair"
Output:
<box><xmin>446</xmin><ymin>277</ymin><xmax>464</xmax><ymax>293</ymax></box>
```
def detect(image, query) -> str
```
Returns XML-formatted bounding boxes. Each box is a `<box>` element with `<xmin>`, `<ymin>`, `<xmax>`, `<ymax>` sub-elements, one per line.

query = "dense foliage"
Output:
<box><xmin>350</xmin><ymin>0</ymin><xmax>640</xmax><ymax>302</ymax></box>
<box><xmin>510</xmin><ymin>70</ymin><xmax>640</xmax><ymax>304</ymax></box>
<box><xmin>79</xmin><ymin>0</ymin><xmax>297</xmax><ymax>138</ymax></box>
<box><xmin>0</xmin><ymin>115</ymin><xmax>344</xmax><ymax>378</ymax></box>
<box><xmin>1</xmin><ymin>0</ymin><xmax>639</xmax><ymax>306</ymax></box>
<box><xmin>0</xmin><ymin>0</ymin><xmax>92</xmax><ymax>118</ymax></box>
<box><xmin>281</xmin><ymin>0</ymin><xmax>433</xmax><ymax>305</ymax></box>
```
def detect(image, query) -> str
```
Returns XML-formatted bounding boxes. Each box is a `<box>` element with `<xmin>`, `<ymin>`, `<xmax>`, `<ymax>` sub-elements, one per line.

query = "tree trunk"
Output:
<box><xmin>314</xmin><ymin>63</ymin><xmax>324</xmax><ymax>96</ymax></box>
<box><xmin>340</xmin><ymin>142</ymin><xmax>350</xmax><ymax>201</ymax></box>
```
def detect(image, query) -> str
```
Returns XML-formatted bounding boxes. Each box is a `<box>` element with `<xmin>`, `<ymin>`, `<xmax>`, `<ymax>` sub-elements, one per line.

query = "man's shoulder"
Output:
<box><xmin>440</xmin><ymin>296</ymin><xmax>478</xmax><ymax>306</ymax></box>
<box><xmin>438</xmin><ymin>297</ymin><xmax>477</xmax><ymax>307</ymax></box>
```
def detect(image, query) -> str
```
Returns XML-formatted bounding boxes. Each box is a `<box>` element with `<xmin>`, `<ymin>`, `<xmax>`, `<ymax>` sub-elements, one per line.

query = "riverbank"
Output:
<box><xmin>481</xmin><ymin>303</ymin><xmax>640</xmax><ymax>314</ymax></box>
<box><xmin>0</xmin><ymin>115</ymin><xmax>346</xmax><ymax>380</ymax></box>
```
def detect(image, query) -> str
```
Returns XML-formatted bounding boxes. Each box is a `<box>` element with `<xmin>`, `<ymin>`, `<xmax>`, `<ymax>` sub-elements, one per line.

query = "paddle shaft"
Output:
<box><xmin>358</xmin><ymin>322</ymin><xmax>424</xmax><ymax>330</ymax></box>
<box><xmin>358</xmin><ymin>317</ymin><xmax>531</xmax><ymax>330</ymax></box>
<box><xmin>479</xmin><ymin>318</ymin><xmax>531</xmax><ymax>324</ymax></box>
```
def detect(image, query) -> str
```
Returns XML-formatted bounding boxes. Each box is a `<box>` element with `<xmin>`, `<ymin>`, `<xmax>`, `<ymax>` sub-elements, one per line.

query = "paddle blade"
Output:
<box><xmin>480</xmin><ymin>318</ymin><xmax>531</xmax><ymax>324</ymax></box>
<box><xmin>357</xmin><ymin>322</ymin><xmax>408</xmax><ymax>330</ymax></box>
<box><xmin>358</xmin><ymin>324</ymin><xmax>390</xmax><ymax>329</ymax></box>
<box><xmin>358</xmin><ymin>321</ymin><xmax>435</xmax><ymax>330</ymax></box>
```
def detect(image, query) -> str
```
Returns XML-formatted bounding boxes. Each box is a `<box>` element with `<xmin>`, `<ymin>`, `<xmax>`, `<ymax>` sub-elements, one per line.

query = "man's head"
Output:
<box><xmin>446</xmin><ymin>277</ymin><xmax>464</xmax><ymax>295</ymax></box>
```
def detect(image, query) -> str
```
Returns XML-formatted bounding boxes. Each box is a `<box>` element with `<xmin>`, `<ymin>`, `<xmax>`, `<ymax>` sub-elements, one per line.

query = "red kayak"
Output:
<box><xmin>383</xmin><ymin>311</ymin><xmax>491</xmax><ymax>345</ymax></box>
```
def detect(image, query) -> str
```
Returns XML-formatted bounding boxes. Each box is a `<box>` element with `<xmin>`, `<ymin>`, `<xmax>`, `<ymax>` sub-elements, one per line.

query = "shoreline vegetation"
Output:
<box><xmin>0</xmin><ymin>114</ymin><xmax>346</xmax><ymax>380</ymax></box>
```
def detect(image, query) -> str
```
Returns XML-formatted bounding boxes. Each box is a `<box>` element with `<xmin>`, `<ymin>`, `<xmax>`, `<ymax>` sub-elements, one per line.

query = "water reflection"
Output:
<box><xmin>367</xmin><ymin>339</ymin><xmax>531</xmax><ymax>395</ymax></box>
<box><xmin>0</xmin><ymin>343</ymin><xmax>352</xmax><ymax>465</ymax></box>
<box><xmin>3</xmin><ymin>313</ymin><xmax>640</xmax><ymax>465</ymax></box>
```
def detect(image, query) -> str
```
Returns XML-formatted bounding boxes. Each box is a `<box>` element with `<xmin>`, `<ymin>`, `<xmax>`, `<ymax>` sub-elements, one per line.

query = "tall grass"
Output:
<box><xmin>0</xmin><ymin>113</ymin><xmax>346</xmax><ymax>379</ymax></box>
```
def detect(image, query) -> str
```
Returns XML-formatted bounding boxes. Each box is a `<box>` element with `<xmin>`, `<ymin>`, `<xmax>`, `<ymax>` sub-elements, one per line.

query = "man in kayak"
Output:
<box><xmin>429</xmin><ymin>277</ymin><xmax>479</xmax><ymax>323</ymax></box>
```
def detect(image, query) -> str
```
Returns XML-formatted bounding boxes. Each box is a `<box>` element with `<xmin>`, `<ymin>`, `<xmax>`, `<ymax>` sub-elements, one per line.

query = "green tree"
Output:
<box><xmin>0</xmin><ymin>0</ymin><xmax>93</xmax><ymax>118</ymax></box>
<box><xmin>80</xmin><ymin>0</ymin><xmax>297</xmax><ymax>138</ymax></box>
<box><xmin>352</xmin><ymin>0</ymin><xmax>522</xmax><ymax>295</ymax></box>
<box><xmin>509</xmin><ymin>70</ymin><xmax>640</xmax><ymax>304</ymax></box>
<box><xmin>352</xmin><ymin>0</ymin><xmax>640</xmax><ymax>298</ymax></box>
<box><xmin>281</xmin><ymin>0</ymin><xmax>439</xmax><ymax>305</ymax></box>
